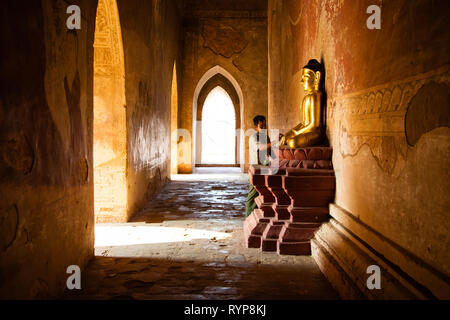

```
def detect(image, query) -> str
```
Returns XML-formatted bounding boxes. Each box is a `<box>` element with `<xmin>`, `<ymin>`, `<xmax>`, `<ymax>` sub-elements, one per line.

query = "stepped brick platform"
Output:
<box><xmin>261</xmin><ymin>220</ymin><xmax>285</xmax><ymax>252</ymax></box>
<box><xmin>266</xmin><ymin>172</ymin><xmax>291</xmax><ymax>220</ymax></box>
<box><xmin>277</xmin><ymin>222</ymin><xmax>322</xmax><ymax>255</ymax></box>
<box><xmin>249</xmin><ymin>166</ymin><xmax>275</xmax><ymax>203</ymax></box>
<box><xmin>254</xmin><ymin>196</ymin><xmax>276</xmax><ymax>218</ymax></box>
<box><xmin>244</xmin><ymin>147</ymin><xmax>335</xmax><ymax>255</ymax></box>
<box><xmin>244</xmin><ymin>208</ymin><xmax>270</xmax><ymax>248</ymax></box>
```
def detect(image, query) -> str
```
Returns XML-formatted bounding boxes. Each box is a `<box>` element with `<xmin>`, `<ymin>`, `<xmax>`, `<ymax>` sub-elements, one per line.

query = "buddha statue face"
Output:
<box><xmin>301</xmin><ymin>67</ymin><xmax>321</xmax><ymax>92</ymax></box>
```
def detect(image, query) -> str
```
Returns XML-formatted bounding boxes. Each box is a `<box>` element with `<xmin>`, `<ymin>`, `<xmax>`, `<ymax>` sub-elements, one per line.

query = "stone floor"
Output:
<box><xmin>63</xmin><ymin>168</ymin><xmax>339</xmax><ymax>300</ymax></box>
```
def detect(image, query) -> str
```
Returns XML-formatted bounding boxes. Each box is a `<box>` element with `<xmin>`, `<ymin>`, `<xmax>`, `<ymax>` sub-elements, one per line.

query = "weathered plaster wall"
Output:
<box><xmin>0</xmin><ymin>0</ymin><xmax>97</xmax><ymax>299</ymax></box>
<box><xmin>268</xmin><ymin>0</ymin><xmax>450</xmax><ymax>297</ymax></box>
<box><xmin>117</xmin><ymin>0</ymin><xmax>183</xmax><ymax>216</ymax></box>
<box><xmin>179</xmin><ymin>1</ymin><xmax>268</xmax><ymax>172</ymax></box>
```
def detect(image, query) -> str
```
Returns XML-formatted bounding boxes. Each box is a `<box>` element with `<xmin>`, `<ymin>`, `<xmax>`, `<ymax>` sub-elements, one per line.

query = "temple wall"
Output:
<box><xmin>0</xmin><ymin>0</ymin><xmax>184</xmax><ymax>299</ymax></box>
<box><xmin>117</xmin><ymin>0</ymin><xmax>183</xmax><ymax>216</ymax></box>
<box><xmin>268</xmin><ymin>0</ymin><xmax>450</xmax><ymax>298</ymax></box>
<box><xmin>93</xmin><ymin>0</ymin><xmax>128</xmax><ymax>223</ymax></box>
<box><xmin>0</xmin><ymin>0</ymin><xmax>97</xmax><ymax>299</ymax></box>
<box><xmin>179</xmin><ymin>1</ymin><xmax>268</xmax><ymax>172</ymax></box>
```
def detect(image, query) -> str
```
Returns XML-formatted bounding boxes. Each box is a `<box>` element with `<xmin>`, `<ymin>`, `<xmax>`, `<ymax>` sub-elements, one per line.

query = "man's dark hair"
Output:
<box><xmin>253</xmin><ymin>115</ymin><xmax>266</xmax><ymax>126</ymax></box>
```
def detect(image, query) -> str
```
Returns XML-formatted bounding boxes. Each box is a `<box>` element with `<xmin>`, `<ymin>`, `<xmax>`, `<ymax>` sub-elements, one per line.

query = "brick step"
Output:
<box><xmin>243</xmin><ymin>209</ymin><xmax>270</xmax><ymax>248</ymax></box>
<box><xmin>272</xmin><ymin>204</ymin><xmax>291</xmax><ymax>220</ymax></box>
<box><xmin>277</xmin><ymin>240</ymin><xmax>311</xmax><ymax>255</ymax></box>
<box><xmin>276</xmin><ymin>222</ymin><xmax>322</xmax><ymax>256</ymax></box>
<box><xmin>254</xmin><ymin>197</ymin><xmax>275</xmax><ymax>217</ymax></box>
<box><xmin>280</xmin><ymin>222</ymin><xmax>321</xmax><ymax>241</ymax></box>
<box><xmin>289</xmin><ymin>206</ymin><xmax>329</xmax><ymax>223</ymax></box>
<box><xmin>261</xmin><ymin>220</ymin><xmax>285</xmax><ymax>252</ymax></box>
<box><xmin>265</xmin><ymin>175</ymin><xmax>291</xmax><ymax>205</ymax></box>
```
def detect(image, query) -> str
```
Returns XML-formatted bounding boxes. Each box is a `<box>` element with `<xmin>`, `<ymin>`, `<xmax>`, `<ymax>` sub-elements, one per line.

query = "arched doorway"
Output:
<box><xmin>192</xmin><ymin>67</ymin><xmax>243</xmax><ymax>170</ymax></box>
<box><xmin>201</xmin><ymin>86</ymin><xmax>236</xmax><ymax>165</ymax></box>
<box><xmin>93</xmin><ymin>0</ymin><xmax>127</xmax><ymax>222</ymax></box>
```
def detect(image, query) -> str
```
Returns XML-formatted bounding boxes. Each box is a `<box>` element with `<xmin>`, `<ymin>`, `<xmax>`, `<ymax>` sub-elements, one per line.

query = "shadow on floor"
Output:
<box><xmin>62</xmin><ymin>256</ymin><xmax>339</xmax><ymax>300</ymax></box>
<box><xmin>77</xmin><ymin>169</ymin><xmax>339</xmax><ymax>300</ymax></box>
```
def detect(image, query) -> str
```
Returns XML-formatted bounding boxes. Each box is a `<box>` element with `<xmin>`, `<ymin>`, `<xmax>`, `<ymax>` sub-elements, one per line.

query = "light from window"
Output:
<box><xmin>201</xmin><ymin>86</ymin><xmax>236</xmax><ymax>164</ymax></box>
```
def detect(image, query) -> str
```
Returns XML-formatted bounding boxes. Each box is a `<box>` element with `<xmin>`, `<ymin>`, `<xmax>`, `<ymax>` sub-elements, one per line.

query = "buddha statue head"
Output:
<box><xmin>301</xmin><ymin>59</ymin><xmax>322</xmax><ymax>92</ymax></box>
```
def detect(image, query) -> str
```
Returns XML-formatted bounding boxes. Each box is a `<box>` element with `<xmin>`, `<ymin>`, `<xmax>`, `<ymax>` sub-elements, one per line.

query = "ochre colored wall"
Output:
<box><xmin>179</xmin><ymin>3</ymin><xmax>268</xmax><ymax>172</ymax></box>
<box><xmin>0</xmin><ymin>0</ymin><xmax>184</xmax><ymax>299</ymax></box>
<box><xmin>268</xmin><ymin>0</ymin><xmax>450</xmax><ymax>296</ymax></box>
<box><xmin>0</xmin><ymin>0</ymin><xmax>97</xmax><ymax>299</ymax></box>
<box><xmin>94</xmin><ymin>0</ymin><xmax>128</xmax><ymax>223</ymax></box>
<box><xmin>170</xmin><ymin>63</ymin><xmax>179</xmax><ymax>175</ymax></box>
<box><xmin>117</xmin><ymin>0</ymin><xmax>183</xmax><ymax>216</ymax></box>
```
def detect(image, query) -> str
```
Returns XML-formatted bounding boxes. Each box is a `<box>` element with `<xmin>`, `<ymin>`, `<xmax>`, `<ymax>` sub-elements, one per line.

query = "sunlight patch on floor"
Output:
<box><xmin>171</xmin><ymin>167</ymin><xmax>248</xmax><ymax>182</ymax></box>
<box><xmin>95</xmin><ymin>224</ymin><xmax>232</xmax><ymax>247</ymax></box>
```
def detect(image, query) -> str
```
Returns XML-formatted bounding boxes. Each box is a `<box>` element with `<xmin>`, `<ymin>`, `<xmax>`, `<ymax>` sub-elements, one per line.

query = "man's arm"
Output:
<box><xmin>256</xmin><ymin>133</ymin><xmax>279</xmax><ymax>151</ymax></box>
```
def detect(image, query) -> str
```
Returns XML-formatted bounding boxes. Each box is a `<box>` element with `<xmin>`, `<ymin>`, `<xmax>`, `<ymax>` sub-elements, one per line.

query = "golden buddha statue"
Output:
<box><xmin>280</xmin><ymin>59</ymin><xmax>324</xmax><ymax>148</ymax></box>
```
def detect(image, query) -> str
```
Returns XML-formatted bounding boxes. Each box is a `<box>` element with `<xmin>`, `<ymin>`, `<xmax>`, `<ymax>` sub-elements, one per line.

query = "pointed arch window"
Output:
<box><xmin>201</xmin><ymin>86</ymin><xmax>236</xmax><ymax>164</ymax></box>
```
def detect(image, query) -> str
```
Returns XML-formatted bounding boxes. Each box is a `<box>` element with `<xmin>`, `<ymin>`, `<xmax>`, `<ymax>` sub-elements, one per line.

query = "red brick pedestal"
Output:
<box><xmin>244</xmin><ymin>166</ymin><xmax>276</xmax><ymax>248</ymax></box>
<box><xmin>261</xmin><ymin>220</ymin><xmax>285</xmax><ymax>252</ymax></box>
<box><xmin>244</xmin><ymin>147</ymin><xmax>336</xmax><ymax>255</ymax></box>
<box><xmin>266</xmin><ymin>172</ymin><xmax>291</xmax><ymax>221</ymax></box>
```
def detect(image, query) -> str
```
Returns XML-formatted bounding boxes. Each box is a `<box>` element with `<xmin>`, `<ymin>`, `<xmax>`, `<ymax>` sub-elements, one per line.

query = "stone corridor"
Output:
<box><xmin>63</xmin><ymin>170</ymin><xmax>338</xmax><ymax>300</ymax></box>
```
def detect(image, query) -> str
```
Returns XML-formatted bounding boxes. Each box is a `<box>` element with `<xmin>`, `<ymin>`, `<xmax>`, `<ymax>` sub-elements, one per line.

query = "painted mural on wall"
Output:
<box><xmin>329</xmin><ymin>66</ymin><xmax>449</xmax><ymax>175</ymax></box>
<box><xmin>202</xmin><ymin>21</ymin><xmax>248</xmax><ymax>58</ymax></box>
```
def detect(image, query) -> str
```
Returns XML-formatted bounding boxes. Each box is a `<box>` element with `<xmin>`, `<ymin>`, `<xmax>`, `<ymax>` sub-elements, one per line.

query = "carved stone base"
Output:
<box><xmin>311</xmin><ymin>204</ymin><xmax>449</xmax><ymax>299</ymax></box>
